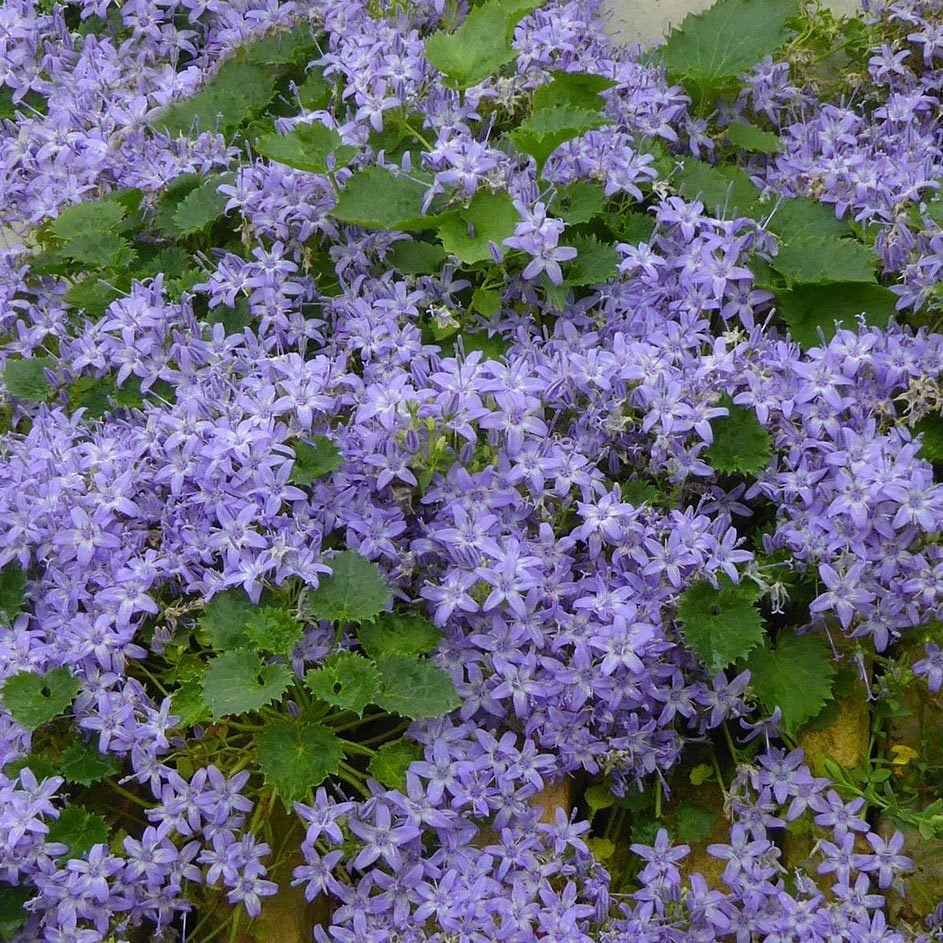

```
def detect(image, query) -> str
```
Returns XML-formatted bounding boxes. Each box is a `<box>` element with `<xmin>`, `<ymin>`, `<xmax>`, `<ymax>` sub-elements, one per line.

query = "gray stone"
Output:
<box><xmin>601</xmin><ymin>0</ymin><xmax>863</xmax><ymax>48</ymax></box>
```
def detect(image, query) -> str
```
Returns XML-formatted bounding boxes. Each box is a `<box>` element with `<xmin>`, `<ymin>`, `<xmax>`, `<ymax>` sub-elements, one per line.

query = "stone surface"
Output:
<box><xmin>880</xmin><ymin>641</ymin><xmax>943</xmax><ymax>924</ymax></box>
<box><xmin>231</xmin><ymin>804</ymin><xmax>330</xmax><ymax>943</ymax></box>
<box><xmin>675</xmin><ymin>780</ymin><xmax>730</xmax><ymax>890</ymax></box>
<box><xmin>798</xmin><ymin>676</ymin><xmax>871</xmax><ymax>778</ymax></box>
<box><xmin>601</xmin><ymin>0</ymin><xmax>863</xmax><ymax>47</ymax></box>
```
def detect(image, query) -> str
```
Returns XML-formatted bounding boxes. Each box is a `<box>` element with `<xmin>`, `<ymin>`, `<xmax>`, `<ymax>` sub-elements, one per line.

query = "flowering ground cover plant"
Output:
<box><xmin>5</xmin><ymin>0</ymin><xmax>943</xmax><ymax>939</ymax></box>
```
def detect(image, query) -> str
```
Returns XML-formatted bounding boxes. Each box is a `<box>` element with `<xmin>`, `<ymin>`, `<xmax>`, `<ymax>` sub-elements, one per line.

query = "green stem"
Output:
<box><xmin>109</xmin><ymin>781</ymin><xmax>151</xmax><ymax>810</ymax></box>
<box><xmin>133</xmin><ymin>661</ymin><xmax>169</xmax><ymax>696</ymax></box>
<box><xmin>361</xmin><ymin>722</ymin><xmax>409</xmax><ymax>746</ymax></box>
<box><xmin>711</xmin><ymin>749</ymin><xmax>727</xmax><ymax>793</ymax></box>
<box><xmin>293</xmin><ymin>679</ymin><xmax>313</xmax><ymax>711</ymax></box>
<box><xmin>338</xmin><ymin>760</ymin><xmax>371</xmax><ymax>796</ymax></box>
<box><xmin>225</xmin><ymin>719</ymin><xmax>265</xmax><ymax>732</ymax></box>
<box><xmin>340</xmin><ymin>740</ymin><xmax>376</xmax><ymax>757</ymax></box>
<box><xmin>403</xmin><ymin>122</ymin><xmax>434</xmax><ymax>151</ymax></box>
<box><xmin>812</xmin><ymin>37</ymin><xmax>855</xmax><ymax>64</ymax></box>
<box><xmin>228</xmin><ymin>754</ymin><xmax>253</xmax><ymax>776</ymax></box>
<box><xmin>196</xmin><ymin>908</ymin><xmax>237</xmax><ymax>943</ymax></box>
<box><xmin>721</xmin><ymin>722</ymin><xmax>739</xmax><ymax>763</ymax></box>
<box><xmin>247</xmin><ymin>788</ymin><xmax>272</xmax><ymax>837</ymax></box>
<box><xmin>326</xmin><ymin>712</ymin><xmax>379</xmax><ymax>733</ymax></box>
<box><xmin>186</xmin><ymin>898</ymin><xmax>221</xmax><ymax>943</ymax></box>
<box><xmin>603</xmin><ymin>805</ymin><xmax>620</xmax><ymax>840</ymax></box>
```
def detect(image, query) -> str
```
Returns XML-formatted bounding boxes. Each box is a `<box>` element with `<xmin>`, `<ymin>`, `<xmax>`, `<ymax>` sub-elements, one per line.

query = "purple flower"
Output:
<box><xmin>913</xmin><ymin>637</ymin><xmax>943</xmax><ymax>690</ymax></box>
<box><xmin>503</xmin><ymin>201</ymin><xmax>577</xmax><ymax>285</ymax></box>
<box><xmin>809</xmin><ymin>562</ymin><xmax>875</xmax><ymax>629</ymax></box>
<box><xmin>707</xmin><ymin>824</ymin><xmax>774</xmax><ymax>884</ymax></box>
<box><xmin>855</xmin><ymin>831</ymin><xmax>912</xmax><ymax>890</ymax></box>
<box><xmin>348</xmin><ymin>803</ymin><xmax>421</xmax><ymax>871</ymax></box>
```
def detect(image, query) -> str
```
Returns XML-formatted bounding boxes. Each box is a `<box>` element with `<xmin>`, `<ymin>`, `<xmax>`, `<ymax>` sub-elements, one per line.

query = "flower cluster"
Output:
<box><xmin>612</xmin><ymin>748</ymin><xmax>913</xmax><ymax>943</ymax></box>
<box><xmin>0</xmin><ymin>0</ymin><xmax>942</xmax><ymax>940</ymax></box>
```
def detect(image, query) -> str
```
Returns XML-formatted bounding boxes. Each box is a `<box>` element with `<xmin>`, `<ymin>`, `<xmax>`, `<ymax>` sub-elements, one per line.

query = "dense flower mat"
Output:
<box><xmin>3</xmin><ymin>0</ymin><xmax>943</xmax><ymax>940</ymax></box>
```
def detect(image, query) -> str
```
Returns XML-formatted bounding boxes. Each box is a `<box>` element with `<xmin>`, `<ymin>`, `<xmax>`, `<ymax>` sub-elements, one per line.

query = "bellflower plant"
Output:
<box><xmin>2</xmin><ymin>0</ymin><xmax>943</xmax><ymax>940</ymax></box>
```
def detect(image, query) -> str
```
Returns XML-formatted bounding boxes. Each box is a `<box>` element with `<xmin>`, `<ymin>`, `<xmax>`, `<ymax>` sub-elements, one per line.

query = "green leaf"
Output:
<box><xmin>290</xmin><ymin>436</ymin><xmax>343</xmax><ymax>485</ymax></box>
<box><xmin>661</xmin><ymin>0</ymin><xmax>799</xmax><ymax>108</ymax></box>
<box><xmin>50</xmin><ymin>198</ymin><xmax>126</xmax><ymax>242</ymax></box>
<box><xmin>308</xmin><ymin>551</ymin><xmax>391</xmax><ymax>624</ymax></box>
<box><xmin>424</xmin><ymin>0</ymin><xmax>540</xmax><ymax>89</ymax></box>
<box><xmin>915</xmin><ymin>414</ymin><xmax>943</xmax><ymax>463</ymax></box>
<box><xmin>138</xmin><ymin>246</ymin><xmax>192</xmax><ymax>280</ymax></box>
<box><xmin>607</xmin><ymin>210</ymin><xmax>656</xmax><ymax>244</ymax></box>
<box><xmin>166</xmin><ymin>268</ymin><xmax>204</xmax><ymax>300</ymax></box>
<box><xmin>0</xmin><ymin>883</ymin><xmax>30</xmax><ymax>940</ymax></box>
<box><xmin>0</xmin><ymin>563</ymin><xmax>26</xmax><ymax>622</ymax></box>
<box><xmin>705</xmin><ymin>404</ymin><xmax>772</xmax><ymax>475</ymax></box>
<box><xmin>548</xmin><ymin>281</ymin><xmax>572</xmax><ymax>312</ymax></box>
<box><xmin>776</xmin><ymin>282</ymin><xmax>897</xmax><ymax>349</ymax></box>
<box><xmin>375</xmin><ymin>655</ymin><xmax>460</xmax><ymax>720</ymax></box>
<box><xmin>586</xmin><ymin>836</ymin><xmax>616</xmax><ymax>862</ymax></box>
<box><xmin>3</xmin><ymin>755</ymin><xmax>58</xmax><ymax>783</ymax></box>
<box><xmin>240</xmin><ymin>22</ymin><xmax>318</xmax><ymax>66</ymax></box>
<box><xmin>59</xmin><ymin>740</ymin><xmax>119</xmax><ymax>786</ymax></box>
<box><xmin>1</xmin><ymin>668</ymin><xmax>80</xmax><ymax>730</ymax></box>
<box><xmin>763</xmin><ymin>196</ymin><xmax>848</xmax><ymax>241</ymax></box>
<box><xmin>368</xmin><ymin>738</ymin><xmax>423</xmax><ymax>789</ymax></box>
<box><xmin>206</xmin><ymin>296</ymin><xmax>255</xmax><ymax>336</ymax></box>
<box><xmin>676</xmin><ymin>802</ymin><xmax>718</xmax><ymax>842</ymax></box>
<box><xmin>109</xmin><ymin>187</ymin><xmax>145</xmax><ymax>219</ymax></box>
<box><xmin>357</xmin><ymin>613</ymin><xmax>440</xmax><ymax>660</ymax></box>
<box><xmin>746</xmin><ymin>628</ymin><xmax>836</xmax><ymax>735</ymax></box>
<box><xmin>689</xmin><ymin>763</ymin><xmax>715</xmax><ymax>786</ymax></box>
<box><xmin>331</xmin><ymin>166</ymin><xmax>435</xmax><ymax>231</ymax></box>
<box><xmin>172</xmin><ymin>677</ymin><xmax>211</xmax><ymax>728</ymax></box>
<box><xmin>750</xmin><ymin>256</ymin><xmax>782</xmax><ymax>292</ymax></box>
<box><xmin>64</xmin><ymin>232</ymin><xmax>134</xmax><ymax>268</ymax></box>
<box><xmin>305</xmin><ymin>652</ymin><xmax>382</xmax><ymax>715</ymax></box>
<box><xmin>437</xmin><ymin>191</ymin><xmax>519</xmax><ymax>264</ymax></box>
<box><xmin>509</xmin><ymin>106</ymin><xmax>610</xmax><ymax>171</ymax></box>
<box><xmin>245</xmin><ymin>606</ymin><xmax>303</xmax><ymax>656</ymax></box>
<box><xmin>532</xmin><ymin>71</ymin><xmax>615</xmax><ymax>113</ymax></box>
<box><xmin>256</xmin><ymin>123</ymin><xmax>357</xmax><ymax>174</ymax></box>
<box><xmin>806</xmin><ymin>698</ymin><xmax>841</xmax><ymax>731</ymax></box>
<box><xmin>673</xmin><ymin>158</ymin><xmax>760</xmax><ymax>217</ymax></box>
<box><xmin>457</xmin><ymin>330</ymin><xmax>511</xmax><ymax>360</ymax></box>
<box><xmin>772</xmin><ymin>236</ymin><xmax>876</xmax><ymax>286</ymax></box>
<box><xmin>200</xmin><ymin>589</ymin><xmax>255</xmax><ymax>651</ymax></box>
<box><xmin>676</xmin><ymin>579</ymin><xmax>764</xmax><ymax>673</ymax></box>
<box><xmin>255</xmin><ymin>716</ymin><xmax>343</xmax><ymax>805</ymax></box>
<box><xmin>68</xmin><ymin>374</ymin><xmax>150</xmax><ymax>420</ymax></box>
<box><xmin>297</xmin><ymin>70</ymin><xmax>333</xmax><ymax>110</ymax></box>
<box><xmin>46</xmin><ymin>194</ymin><xmax>138</xmax><ymax>268</ymax></box>
<box><xmin>553</xmin><ymin>180</ymin><xmax>606</xmax><ymax>225</ymax></box>
<box><xmin>63</xmin><ymin>277</ymin><xmax>124</xmax><ymax>317</ymax></box>
<box><xmin>170</xmin><ymin>174</ymin><xmax>233</xmax><ymax>236</ymax></box>
<box><xmin>726</xmin><ymin>121</ymin><xmax>782</xmax><ymax>153</ymax></box>
<box><xmin>471</xmin><ymin>287</ymin><xmax>502</xmax><ymax>317</ymax></box>
<box><xmin>562</xmin><ymin>234</ymin><xmax>619</xmax><ymax>286</ymax></box>
<box><xmin>923</xmin><ymin>196</ymin><xmax>943</xmax><ymax>229</ymax></box>
<box><xmin>622</xmin><ymin>479</ymin><xmax>659</xmax><ymax>507</ymax></box>
<box><xmin>3</xmin><ymin>358</ymin><xmax>54</xmax><ymax>403</ymax></box>
<box><xmin>46</xmin><ymin>805</ymin><xmax>109</xmax><ymax>860</ymax></box>
<box><xmin>584</xmin><ymin>782</ymin><xmax>616</xmax><ymax>814</ymax></box>
<box><xmin>388</xmin><ymin>240</ymin><xmax>448</xmax><ymax>275</ymax></box>
<box><xmin>151</xmin><ymin>60</ymin><xmax>277</xmax><ymax>138</ymax></box>
<box><xmin>154</xmin><ymin>173</ymin><xmax>203</xmax><ymax>235</ymax></box>
<box><xmin>201</xmin><ymin>651</ymin><xmax>292</xmax><ymax>721</ymax></box>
